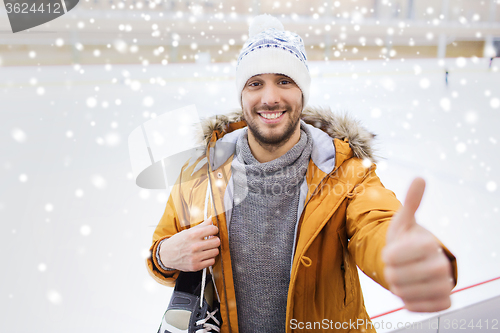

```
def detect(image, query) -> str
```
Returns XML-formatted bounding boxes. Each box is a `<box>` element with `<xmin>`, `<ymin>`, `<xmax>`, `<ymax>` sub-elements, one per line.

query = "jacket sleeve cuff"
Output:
<box><xmin>441</xmin><ymin>243</ymin><xmax>458</xmax><ymax>288</ymax></box>
<box><xmin>155</xmin><ymin>238</ymin><xmax>176</xmax><ymax>271</ymax></box>
<box><xmin>151</xmin><ymin>236</ymin><xmax>176</xmax><ymax>274</ymax></box>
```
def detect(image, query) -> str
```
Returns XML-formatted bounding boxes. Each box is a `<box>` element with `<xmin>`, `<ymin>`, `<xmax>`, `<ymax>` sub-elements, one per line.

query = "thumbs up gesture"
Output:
<box><xmin>382</xmin><ymin>178</ymin><xmax>454</xmax><ymax>312</ymax></box>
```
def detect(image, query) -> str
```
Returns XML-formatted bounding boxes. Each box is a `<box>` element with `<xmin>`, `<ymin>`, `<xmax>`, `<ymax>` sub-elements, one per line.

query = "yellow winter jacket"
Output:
<box><xmin>146</xmin><ymin>108</ymin><xmax>458</xmax><ymax>333</ymax></box>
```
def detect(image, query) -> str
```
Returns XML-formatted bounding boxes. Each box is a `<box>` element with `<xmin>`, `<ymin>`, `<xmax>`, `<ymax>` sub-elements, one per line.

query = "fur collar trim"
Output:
<box><xmin>200</xmin><ymin>106</ymin><xmax>377</xmax><ymax>161</ymax></box>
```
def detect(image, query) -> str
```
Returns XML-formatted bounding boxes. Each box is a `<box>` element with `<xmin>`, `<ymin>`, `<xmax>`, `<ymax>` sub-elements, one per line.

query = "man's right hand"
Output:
<box><xmin>158</xmin><ymin>217</ymin><xmax>220</xmax><ymax>272</ymax></box>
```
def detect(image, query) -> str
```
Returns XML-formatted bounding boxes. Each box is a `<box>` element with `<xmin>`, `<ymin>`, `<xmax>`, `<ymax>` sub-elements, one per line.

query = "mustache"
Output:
<box><xmin>252</xmin><ymin>104</ymin><xmax>292</xmax><ymax>112</ymax></box>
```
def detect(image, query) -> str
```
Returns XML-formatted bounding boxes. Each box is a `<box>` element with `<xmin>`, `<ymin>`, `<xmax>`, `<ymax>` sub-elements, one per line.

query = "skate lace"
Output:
<box><xmin>200</xmin><ymin>176</ymin><xmax>221</xmax><ymax>307</ymax></box>
<box><xmin>195</xmin><ymin>177</ymin><xmax>221</xmax><ymax>333</ymax></box>
<box><xmin>195</xmin><ymin>308</ymin><xmax>221</xmax><ymax>333</ymax></box>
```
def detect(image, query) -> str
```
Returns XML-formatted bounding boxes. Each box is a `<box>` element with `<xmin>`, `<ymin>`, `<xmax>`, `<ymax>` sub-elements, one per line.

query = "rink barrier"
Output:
<box><xmin>370</xmin><ymin>275</ymin><xmax>500</xmax><ymax>319</ymax></box>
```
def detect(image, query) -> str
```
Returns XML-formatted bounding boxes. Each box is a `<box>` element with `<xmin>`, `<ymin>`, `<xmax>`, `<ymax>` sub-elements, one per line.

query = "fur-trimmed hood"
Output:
<box><xmin>200</xmin><ymin>106</ymin><xmax>377</xmax><ymax>161</ymax></box>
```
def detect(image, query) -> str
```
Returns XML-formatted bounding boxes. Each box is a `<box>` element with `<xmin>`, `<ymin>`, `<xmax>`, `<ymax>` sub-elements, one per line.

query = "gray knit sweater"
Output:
<box><xmin>229</xmin><ymin>125</ymin><xmax>313</xmax><ymax>332</ymax></box>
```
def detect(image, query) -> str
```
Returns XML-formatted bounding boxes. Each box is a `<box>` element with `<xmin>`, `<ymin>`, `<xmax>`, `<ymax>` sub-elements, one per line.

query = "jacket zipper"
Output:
<box><xmin>208</xmin><ymin>166</ymin><xmax>233</xmax><ymax>333</ymax></box>
<box><xmin>292</xmin><ymin>171</ymin><xmax>331</xmax><ymax>257</ymax></box>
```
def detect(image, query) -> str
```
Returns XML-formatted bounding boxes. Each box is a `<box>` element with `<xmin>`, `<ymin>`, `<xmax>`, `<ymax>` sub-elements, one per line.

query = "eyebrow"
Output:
<box><xmin>277</xmin><ymin>76</ymin><xmax>295</xmax><ymax>84</ymax></box>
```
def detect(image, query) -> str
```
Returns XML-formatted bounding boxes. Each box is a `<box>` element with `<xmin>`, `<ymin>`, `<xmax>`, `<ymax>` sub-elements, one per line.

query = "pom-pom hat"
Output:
<box><xmin>236</xmin><ymin>14</ymin><xmax>311</xmax><ymax>108</ymax></box>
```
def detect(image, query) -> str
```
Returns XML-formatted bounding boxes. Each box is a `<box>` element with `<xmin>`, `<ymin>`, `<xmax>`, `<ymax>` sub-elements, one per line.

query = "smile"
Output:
<box><xmin>259</xmin><ymin>112</ymin><xmax>284</xmax><ymax>120</ymax></box>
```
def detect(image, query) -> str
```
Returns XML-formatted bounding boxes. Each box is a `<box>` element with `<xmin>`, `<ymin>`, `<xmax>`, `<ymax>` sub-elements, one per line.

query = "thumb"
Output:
<box><xmin>193</xmin><ymin>216</ymin><xmax>213</xmax><ymax>228</ymax></box>
<box><xmin>387</xmin><ymin>177</ymin><xmax>426</xmax><ymax>239</ymax></box>
<box><xmin>200</xmin><ymin>216</ymin><xmax>213</xmax><ymax>225</ymax></box>
<box><xmin>403</xmin><ymin>177</ymin><xmax>426</xmax><ymax>217</ymax></box>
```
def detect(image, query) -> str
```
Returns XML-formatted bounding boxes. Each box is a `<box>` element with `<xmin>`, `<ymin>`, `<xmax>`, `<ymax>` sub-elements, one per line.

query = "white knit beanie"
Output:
<box><xmin>235</xmin><ymin>14</ymin><xmax>311</xmax><ymax>108</ymax></box>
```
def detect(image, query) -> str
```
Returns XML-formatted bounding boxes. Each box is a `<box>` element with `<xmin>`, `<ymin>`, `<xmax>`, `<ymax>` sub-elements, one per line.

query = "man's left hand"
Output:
<box><xmin>382</xmin><ymin>177</ymin><xmax>455</xmax><ymax>312</ymax></box>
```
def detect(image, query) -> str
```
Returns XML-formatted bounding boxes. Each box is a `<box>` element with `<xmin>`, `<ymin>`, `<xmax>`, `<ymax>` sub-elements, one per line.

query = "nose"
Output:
<box><xmin>261</xmin><ymin>84</ymin><xmax>280</xmax><ymax>106</ymax></box>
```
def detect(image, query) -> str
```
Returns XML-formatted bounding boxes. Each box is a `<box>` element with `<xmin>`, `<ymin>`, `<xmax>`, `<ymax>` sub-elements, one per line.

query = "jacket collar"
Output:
<box><xmin>200</xmin><ymin>106</ymin><xmax>376</xmax><ymax>172</ymax></box>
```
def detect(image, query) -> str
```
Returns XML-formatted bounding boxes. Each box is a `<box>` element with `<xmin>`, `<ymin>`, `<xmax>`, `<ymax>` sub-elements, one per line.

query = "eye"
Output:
<box><xmin>247</xmin><ymin>81</ymin><xmax>261</xmax><ymax>87</ymax></box>
<box><xmin>278</xmin><ymin>79</ymin><xmax>292</xmax><ymax>85</ymax></box>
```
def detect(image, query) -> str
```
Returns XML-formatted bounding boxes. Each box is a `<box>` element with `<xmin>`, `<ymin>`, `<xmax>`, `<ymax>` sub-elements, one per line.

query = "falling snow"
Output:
<box><xmin>139</xmin><ymin>189</ymin><xmax>150</xmax><ymax>200</ymax></box>
<box><xmin>157</xmin><ymin>192</ymin><xmax>168</xmax><ymax>204</ymax></box>
<box><xmin>86</xmin><ymin>97</ymin><xmax>97</xmax><ymax>108</ymax></box>
<box><xmin>80</xmin><ymin>225</ymin><xmax>92</xmax><ymax>236</ymax></box>
<box><xmin>104</xmin><ymin>132</ymin><xmax>121</xmax><ymax>147</ymax></box>
<box><xmin>143</xmin><ymin>96</ymin><xmax>154</xmax><ymax>107</ymax></box>
<box><xmin>36</xmin><ymin>87</ymin><xmax>45</xmax><ymax>96</ymax></box>
<box><xmin>419</xmin><ymin>78</ymin><xmax>430</xmax><ymax>89</ymax></box>
<box><xmin>371</xmin><ymin>108</ymin><xmax>382</xmax><ymax>118</ymax></box>
<box><xmin>47</xmin><ymin>290</ymin><xmax>62</xmax><ymax>305</ymax></box>
<box><xmin>440</xmin><ymin>98</ymin><xmax>451</xmax><ymax>111</ymax></box>
<box><xmin>1</xmin><ymin>4</ymin><xmax>499</xmax><ymax>325</ymax></box>
<box><xmin>11</xmin><ymin>128</ymin><xmax>27</xmax><ymax>143</ymax></box>
<box><xmin>491</xmin><ymin>98</ymin><xmax>500</xmax><ymax>109</ymax></box>
<box><xmin>486</xmin><ymin>181</ymin><xmax>498</xmax><ymax>192</ymax></box>
<box><xmin>90</xmin><ymin>175</ymin><xmax>107</xmax><ymax>190</ymax></box>
<box><xmin>456</xmin><ymin>57</ymin><xmax>467</xmax><ymax>68</ymax></box>
<box><xmin>465</xmin><ymin>111</ymin><xmax>478</xmax><ymax>124</ymax></box>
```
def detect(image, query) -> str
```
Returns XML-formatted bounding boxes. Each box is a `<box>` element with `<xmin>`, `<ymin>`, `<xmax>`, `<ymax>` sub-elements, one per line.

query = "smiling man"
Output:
<box><xmin>241</xmin><ymin>73</ymin><xmax>303</xmax><ymax>162</ymax></box>
<box><xmin>148</xmin><ymin>15</ymin><xmax>457</xmax><ymax>333</ymax></box>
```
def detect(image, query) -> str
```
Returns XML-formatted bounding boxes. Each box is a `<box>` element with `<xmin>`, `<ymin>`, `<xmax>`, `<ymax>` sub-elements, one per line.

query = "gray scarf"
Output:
<box><xmin>229</xmin><ymin>123</ymin><xmax>313</xmax><ymax>332</ymax></box>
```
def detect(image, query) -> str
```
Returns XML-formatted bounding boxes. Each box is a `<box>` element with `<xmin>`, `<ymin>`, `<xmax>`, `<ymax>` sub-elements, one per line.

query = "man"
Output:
<box><xmin>147</xmin><ymin>15</ymin><xmax>457</xmax><ymax>333</ymax></box>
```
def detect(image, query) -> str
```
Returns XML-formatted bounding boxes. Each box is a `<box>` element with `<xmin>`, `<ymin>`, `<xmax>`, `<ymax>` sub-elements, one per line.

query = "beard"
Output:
<box><xmin>244</xmin><ymin>103</ymin><xmax>302</xmax><ymax>149</ymax></box>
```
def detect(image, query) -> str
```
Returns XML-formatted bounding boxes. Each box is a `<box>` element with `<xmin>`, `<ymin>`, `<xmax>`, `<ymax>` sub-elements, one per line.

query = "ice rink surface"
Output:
<box><xmin>1</xmin><ymin>57</ymin><xmax>499</xmax><ymax>332</ymax></box>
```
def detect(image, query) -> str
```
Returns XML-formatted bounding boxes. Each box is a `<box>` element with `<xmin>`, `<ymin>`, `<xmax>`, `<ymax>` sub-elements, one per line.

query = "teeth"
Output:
<box><xmin>260</xmin><ymin>112</ymin><xmax>283</xmax><ymax>119</ymax></box>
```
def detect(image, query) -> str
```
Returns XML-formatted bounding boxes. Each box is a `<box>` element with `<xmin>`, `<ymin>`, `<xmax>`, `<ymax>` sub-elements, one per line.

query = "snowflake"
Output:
<box><xmin>47</xmin><ymin>290</ymin><xmax>62</xmax><ymax>304</ymax></box>
<box><xmin>113</xmin><ymin>39</ymin><xmax>127</xmax><ymax>53</ymax></box>
<box><xmin>91</xmin><ymin>175</ymin><xmax>107</xmax><ymax>190</ymax></box>
<box><xmin>19</xmin><ymin>174</ymin><xmax>28</xmax><ymax>183</ymax></box>
<box><xmin>157</xmin><ymin>192</ymin><xmax>168</xmax><ymax>204</ymax></box>
<box><xmin>80</xmin><ymin>225</ymin><xmax>92</xmax><ymax>236</ymax></box>
<box><xmin>456</xmin><ymin>57</ymin><xmax>467</xmax><ymax>68</ymax></box>
<box><xmin>143</xmin><ymin>96</ymin><xmax>154</xmax><ymax>107</ymax></box>
<box><xmin>130</xmin><ymin>81</ymin><xmax>141</xmax><ymax>91</ymax></box>
<box><xmin>490</xmin><ymin>98</ymin><xmax>500</xmax><ymax>109</ymax></box>
<box><xmin>11</xmin><ymin>128</ymin><xmax>27</xmax><ymax>143</ymax></box>
<box><xmin>75</xmin><ymin>189</ymin><xmax>84</xmax><ymax>198</ymax></box>
<box><xmin>465</xmin><ymin>111</ymin><xmax>478</xmax><ymax>123</ymax></box>
<box><xmin>419</xmin><ymin>78</ymin><xmax>430</xmax><ymax>89</ymax></box>
<box><xmin>486</xmin><ymin>181</ymin><xmax>497</xmax><ymax>192</ymax></box>
<box><xmin>455</xmin><ymin>142</ymin><xmax>467</xmax><ymax>154</ymax></box>
<box><xmin>440</xmin><ymin>98</ymin><xmax>451</xmax><ymax>112</ymax></box>
<box><xmin>104</xmin><ymin>133</ymin><xmax>121</xmax><ymax>147</ymax></box>
<box><xmin>139</xmin><ymin>189</ymin><xmax>150</xmax><ymax>200</ymax></box>
<box><xmin>86</xmin><ymin>97</ymin><xmax>97</xmax><ymax>108</ymax></box>
<box><xmin>44</xmin><ymin>203</ymin><xmax>54</xmax><ymax>212</ymax></box>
